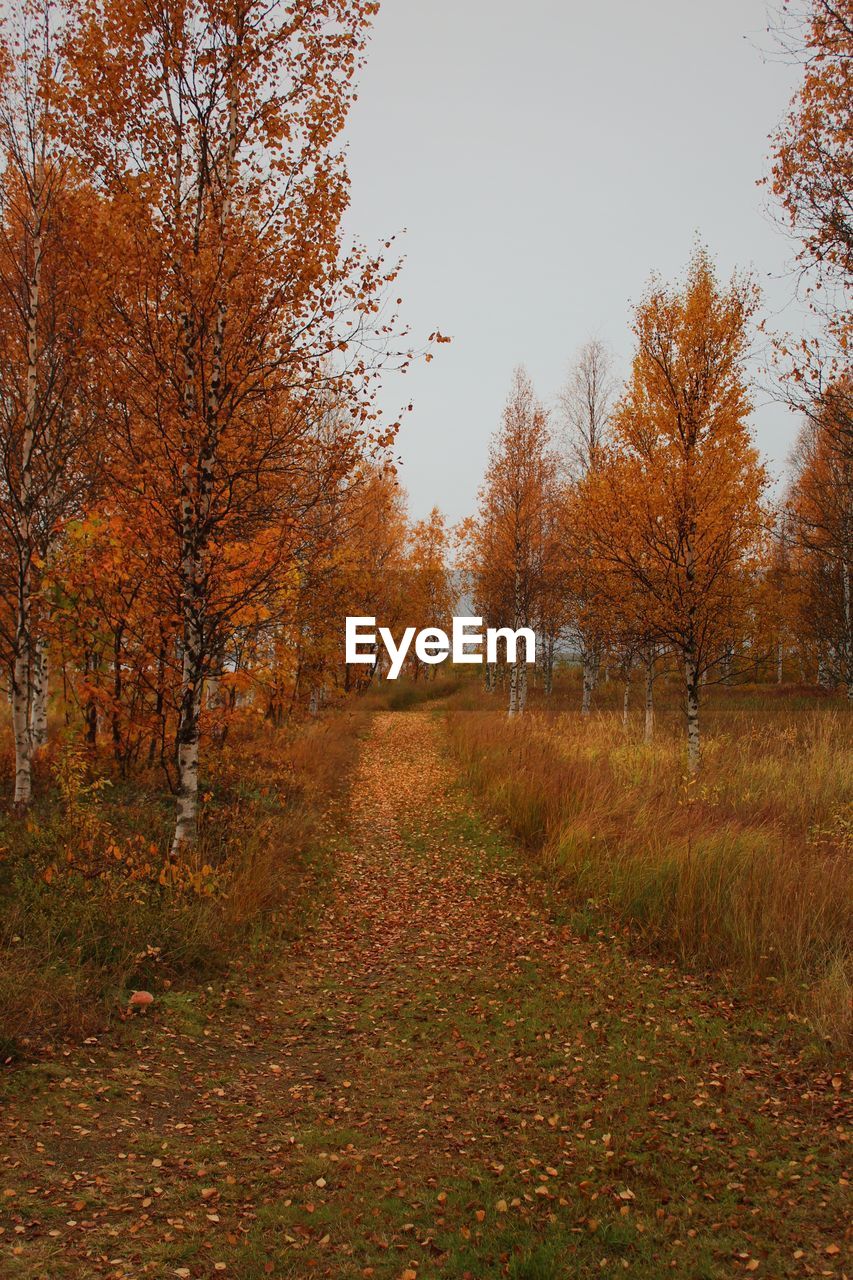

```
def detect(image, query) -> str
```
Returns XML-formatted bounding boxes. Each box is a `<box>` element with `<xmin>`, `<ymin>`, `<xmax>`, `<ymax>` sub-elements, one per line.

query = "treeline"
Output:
<box><xmin>0</xmin><ymin>0</ymin><xmax>849</xmax><ymax>846</ymax></box>
<box><xmin>0</xmin><ymin>0</ymin><xmax>459</xmax><ymax>851</ymax></box>
<box><xmin>464</xmin><ymin>250</ymin><xmax>851</xmax><ymax>773</ymax></box>
<box><xmin>462</xmin><ymin>0</ymin><xmax>851</xmax><ymax>773</ymax></box>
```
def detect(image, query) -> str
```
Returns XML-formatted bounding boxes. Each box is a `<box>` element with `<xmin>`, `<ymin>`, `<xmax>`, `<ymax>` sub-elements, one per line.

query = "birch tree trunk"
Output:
<box><xmin>29</xmin><ymin>633</ymin><xmax>49</xmax><ymax>751</ymax></box>
<box><xmin>12</xmin><ymin>211</ymin><xmax>43</xmax><ymax>810</ymax></box>
<box><xmin>12</xmin><ymin>607</ymin><xmax>32</xmax><ymax>811</ymax></box>
<box><xmin>517</xmin><ymin>660</ymin><xmax>528</xmax><ymax>713</ymax></box>
<box><xmin>644</xmin><ymin>657</ymin><xmax>655</xmax><ymax>743</ymax></box>
<box><xmin>508</xmin><ymin>659</ymin><xmax>518</xmax><ymax>715</ymax></box>
<box><xmin>172</xmin><ymin>622</ymin><xmax>204</xmax><ymax>853</ymax></box>
<box><xmin>171</xmin><ymin>80</ymin><xmax>239</xmax><ymax>855</ymax></box>
<box><xmin>581</xmin><ymin>647</ymin><xmax>598</xmax><ymax>716</ymax></box>
<box><xmin>543</xmin><ymin>634</ymin><xmax>554</xmax><ymax>696</ymax></box>
<box><xmin>685</xmin><ymin>651</ymin><xmax>701</xmax><ymax>777</ymax></box>
<box><xmin>622</xmin><ymin>672</ymin><xmax>631</xmax><ymax>726</ymax></box>
<box><xmin>509</xmin><ymin>555</ymin><xmax>525</xmax><ymax>715</ymax></box>
<box><xmin>684</xmin><ymin>506</ymin><xmax>700</xmax><ymax>774</ymax></box>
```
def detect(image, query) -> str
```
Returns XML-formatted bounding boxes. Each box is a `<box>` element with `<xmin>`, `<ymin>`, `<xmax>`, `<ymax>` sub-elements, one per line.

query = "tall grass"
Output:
<box><xmin>446</xmin><ymin>683</ymin><xmax>852</xmax><ymax>1039</ymax></box>
<box><xmin>0</xmin><ymin>706</ymin><xmax>367</xmax><ymax>1058</ymax></box>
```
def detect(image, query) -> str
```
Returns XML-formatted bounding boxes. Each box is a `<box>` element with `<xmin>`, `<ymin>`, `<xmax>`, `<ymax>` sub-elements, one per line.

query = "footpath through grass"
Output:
<box><xmin>0</xmin><ymin>709</ymin><xmax>848</xmax><ymax>1279</ymax></box>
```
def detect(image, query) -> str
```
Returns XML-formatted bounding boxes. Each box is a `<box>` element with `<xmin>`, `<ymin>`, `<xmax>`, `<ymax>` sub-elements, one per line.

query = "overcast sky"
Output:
<box><xmin>344</xmin><ymin>0</ymin><xmax>804</xmax><ymax>523</ymax></box>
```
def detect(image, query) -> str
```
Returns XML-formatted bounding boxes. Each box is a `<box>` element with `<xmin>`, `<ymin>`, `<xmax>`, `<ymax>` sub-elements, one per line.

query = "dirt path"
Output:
<box><xmin>0</xmin><ymin>711</ymin><xmax>848</xmax><ymax>1279</ymax></box>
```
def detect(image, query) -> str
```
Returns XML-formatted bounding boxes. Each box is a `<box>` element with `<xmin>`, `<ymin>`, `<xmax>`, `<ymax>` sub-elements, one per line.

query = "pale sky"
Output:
<box><xmin>343</xmin><ymin>0</ymin><xmax>805</xmax><ymax>522</ymax></box>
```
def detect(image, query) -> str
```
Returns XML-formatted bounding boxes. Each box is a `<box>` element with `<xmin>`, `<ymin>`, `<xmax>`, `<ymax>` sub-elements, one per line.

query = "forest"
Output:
<box><xmin>0</xmin><ymin>1</ymin><xmax>849</xmax><ymax>1278</ymax></box>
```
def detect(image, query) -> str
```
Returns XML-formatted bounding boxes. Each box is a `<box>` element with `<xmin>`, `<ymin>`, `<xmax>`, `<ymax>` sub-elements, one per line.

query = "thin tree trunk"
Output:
<box><xmin>12</xmin><ymin>618</ymin><xmax>32</xmax><ymax>810</ymax></box>
<box><xmin>843</xmin><ymin>550</ymin><xmax>852</xmax><ymax>699</ymax></box>
<box><xmin>29</xmin><ymin>633</ymin><xmax>48</xmax><ymax>750</ymax></box>
<box><xmin>171</xmin><ymin>75</ymin><xmax>239</xmax><ymax>853</ymax></box>
<box><xmin>508</xmin><ymin>659</ymin><xmax>518</xmax><ymax>715</ymax></box>
<box><xmin>581</xmin><ymin>648</ymin><xmax>598</xmax><ymax>716</ymax></box>
<box><xmin>13</xmin><ymin>214</ymin><xmax>43</xmax><ymax>811</ymax></box>
<box><xmin>776</xmin><ymin>640</ymin><xmax>784</xmax><ymax>685</ymax></box>
<box><xmin>544</xmin><ymin>634</ymin><xmax>554</xmax><ymax>696</ymax></box>
<box><xmin>172</xmin><ymin>625</ymin><xmax>203</xmax><ymax>854</ymax></box>
<box><xmin>112</xmin><ymin>624</ymin><xmax>124</xmax><ymax>765</ymax></box>
<box><xmin>84</xmin><ymin>647</ymin><xmax>99</xmax><ymax>747</ymax></box>
<box><xmin>644</xmin><ymin>657</ymin><xmax>655</xmax><ymax>744</ymax></box>
<box><xmin>517</xmin><ymin>660</ymin><xmax>528</xmax><ymax>713</ymax></box>
<box><xmin>622</xmin><ymin>671</ymin><xmax>631</xmax><ymax>726</ymax></box>
<box><xmin>685</xmin><ymin>652</ymin><xmax>701</xmax><ymax>777</ymax></box>
<box><xmin>510</xmin><ymin>556</ymin><xmax>525</xmax><ymax>716</ymax></box>
<box><xmin>148</xmin><ymin>631</ymin><xmax>167</xmax><ymax>767</ymax></box>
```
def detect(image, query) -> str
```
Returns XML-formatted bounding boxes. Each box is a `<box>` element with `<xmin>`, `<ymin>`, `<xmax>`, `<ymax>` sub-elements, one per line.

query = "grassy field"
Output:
<box><xmin>445</xmin><ymin>669</ymin><xmax>852</xmax><ymax>1041</ymax></box>
<box><xmin>0</xmin><ymin>704</ymin><xmax>847</xmax><ymax>1280</ymax></box>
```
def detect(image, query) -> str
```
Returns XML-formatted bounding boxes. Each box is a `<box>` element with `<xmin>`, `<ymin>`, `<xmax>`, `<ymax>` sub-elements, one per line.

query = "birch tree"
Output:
<box><xmin>558</xmin><ymin>339</ymin><xmax>615</xmax><ymax>713</ymax></box>
<box><xmin>64</xmin><ymin>0</ymin><xmax>400</xmax><ymax>851</ymax></box>
<box><xmin>0</xmin><ymin>0</ymin><xmax>99</xmax><ymax>809</ymax></box>
<box><xmin>581</xmin><ymin>251</ymin><xmax>767</xmax><ymax>774</ymax></box>
<box><xmin>787</xmin><ymin>378</ymin><xmax>853</xmax><ymax>694</ymax></box>
<box><xmin>474</xmin><ymin>368</ymin><xmax>552</xmax><ymax>715</ymax></box>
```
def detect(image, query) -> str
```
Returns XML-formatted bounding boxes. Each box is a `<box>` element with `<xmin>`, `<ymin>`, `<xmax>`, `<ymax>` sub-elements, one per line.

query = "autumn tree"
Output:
<box><xmin>767</xmin><ymin>2</ymin><xmax>852</xmax><ymax>442</ymax></box>
<box><xmin>341</xmin><ymin>465</ymin><xmax>410</xmax><ymax>685</ymax></box>
<box><xmin>581</xmin><ymin>251</ymin><xmax>767</xmax><ymax>774</ymax></box>
<box><xmin>768</xmin><ymin>1</ymin><xmax>852</xmax><ymax>310</ymax></box>
<box><xmin>406</xmin><ymin>507</ymin><xmax>455</xmax><ymax>681</ymax></box>
<box><xmin>766</xmin><ymin>1</ymin><xmax>852</xmax><ymax>682</ymax></box>
<box><xmin>558</xmin><ymin>339</ymin><xmax>616</xmax><ymax>713</ymax></box>
<box><xmin>0</xmin><ymin>0</ymin><xmax>101</xmax><ymax>809</ymax></box>
<box><xmin>62</xmin><ymin>0</ymin><xmax>401</xmax><ymax>850</ymax></box>
<box><xmin>786</xmin><ymin>377</ymin><xmax>852</xmax><ymax>693</ymax></box>
<box><xmin>472</xmin><ymin>368</ymin><xmax>552</xmax><ymax>715</ymax></box>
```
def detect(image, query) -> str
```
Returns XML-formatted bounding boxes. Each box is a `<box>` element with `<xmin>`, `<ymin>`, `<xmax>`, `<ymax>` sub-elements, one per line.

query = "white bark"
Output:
<box><xmin>644</xmin><ymin>657</ymin><xmax>655</xmax><ymax>744</ymax></box>
<box><xmin>543</xmin><ymin>634</ymin><xmax>555</xmax><ymax>695</ymax></box>
<box><xmin>172</xmin><ymin>628</ymin><xmax>203</xmax><ymax>855</ymax></box>
<box><xmin>581</xmin><ymin>648</ymin><xmax>598</xmax><ymax>715</ymax></box>
<box><xmin>29</xmin><ymin>634</ymin><xmax>48</xmax><ymax>750</ymax></box>
<box><xmin>12</xmin><ymin>640</ymin><xmax>31</xmax><ymax>809</ymax></box>
<box><xmin>171</xmin><ymin>66</ymin><xmax>240</xmax><ymax>854</ymax></box>
<box><xmin>12</xmin><ymin>214</ymin><xmax>43</xmax><ymax>810</ymax></box>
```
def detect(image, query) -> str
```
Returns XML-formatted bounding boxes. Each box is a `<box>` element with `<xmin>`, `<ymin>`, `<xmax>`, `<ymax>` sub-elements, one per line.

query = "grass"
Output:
<box><xmin>445</xmin><ymin>668</ymin><xmax>852</xmax><ymax>1040</ymax></box>
<box><xmin>0</xmin><ymin>704</ymin><xmax>369</xmax><ymax>1058</ymax></box>
<box><xmin>0</xmin><ymin>703</ymin><xmax>847</xmax><ymax>1279</ymax></box>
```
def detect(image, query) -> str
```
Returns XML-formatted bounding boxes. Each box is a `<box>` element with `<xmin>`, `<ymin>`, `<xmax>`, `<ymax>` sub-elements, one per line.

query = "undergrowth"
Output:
<box><xmin>446</xmin><ymin>677</ymin><xmax>852</xmax><ymax>1041</ymax></box>
<box><xmin>0</xmin><ymin>706</ymin><xmax>368</xmax><ymax>1058</ymax></box>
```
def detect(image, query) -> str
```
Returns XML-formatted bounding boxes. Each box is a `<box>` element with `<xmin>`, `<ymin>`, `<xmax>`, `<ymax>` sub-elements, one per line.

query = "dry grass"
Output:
<box><xmin>446</xmin><ymin>672</ymin><xmax>852</xmax><ymax>1039</ymax></box>
<box><xmin>0</xmin><ymin>705</ymin><xmax>368</xmax><ymax>1057</ymax></box>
